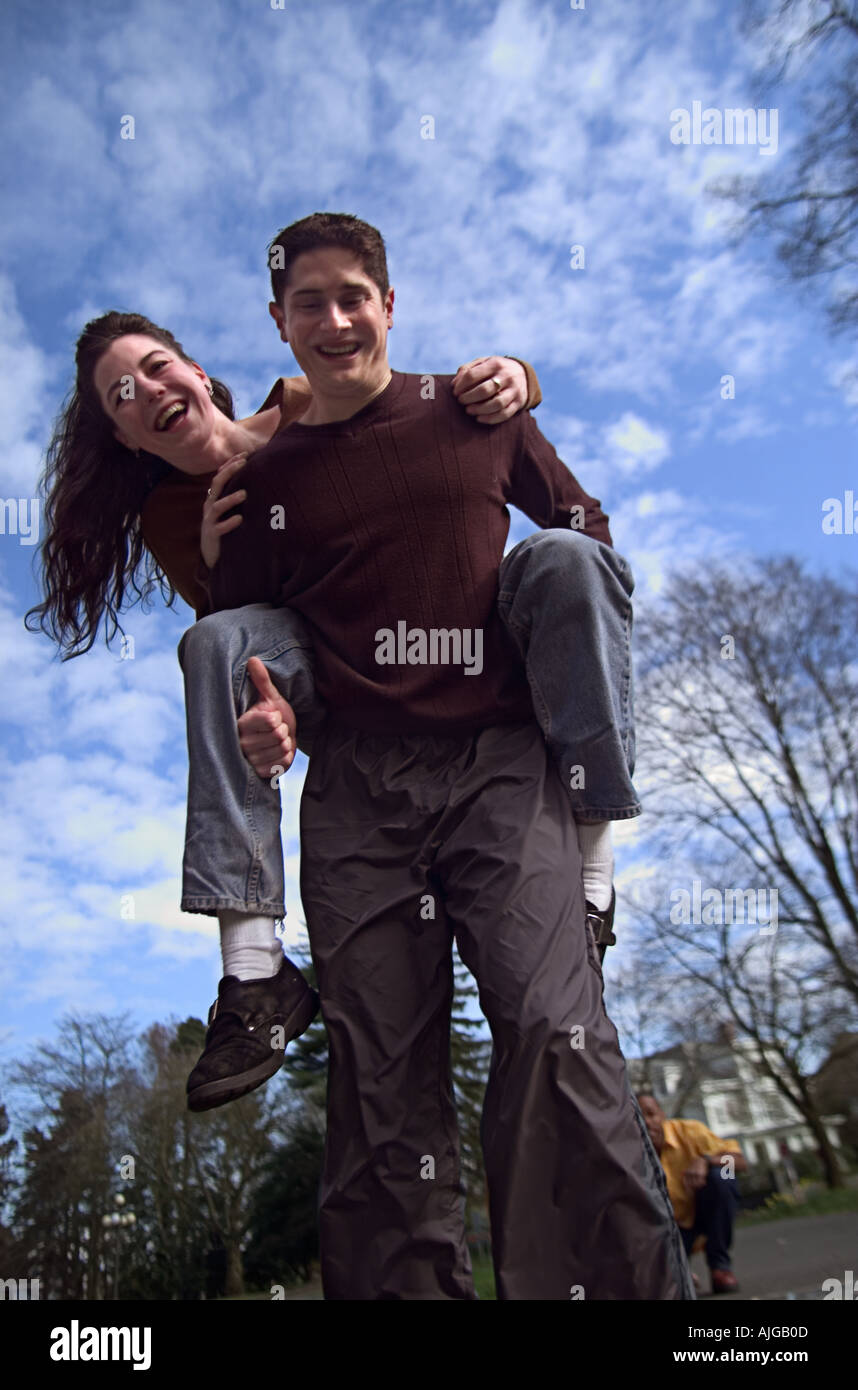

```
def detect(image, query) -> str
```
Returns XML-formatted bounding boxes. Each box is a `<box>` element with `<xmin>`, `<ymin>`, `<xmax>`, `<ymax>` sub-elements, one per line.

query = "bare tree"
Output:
<box><xmin>609</xmin><ymin>947</ymin><xmax>724</xmax><ymax>1113</ymax></box>
<box><xmin>8</xmin><ymin>1014</ymin><xmax>137</xmax><ymax>1297</ymax></box>
<box><xmin>8</xmin><ymin>1012</ymin><xmax>299</xmax><ymax>1300</ymax></box>
<box><xmin>632</xmin><ymin>872</ymin><xmax>852</xmax><ymax>1184</ymax></box>
<box><xmin>636</xmin><ymin>555</ymin><xmax>858</xmax><ymax>998</ymax></box>
<box><xmin>130</xmin><ymin>1019</ymin><xmax>295</xmax><ymax>1300</ymax></box>
<box><xmin>711</xmin><ymin>1</ymin><xmax>858</xmax><ymax>331</ymax></box>
<box><xmin>628</xmin><ymin>555</ymin><xmax>858</xmax><ymax>1185</ymax></box>
<box><xmin>125</xmin><ymin>1022</ymin><xmax>213</xmax><ymax>1300</ymax></box>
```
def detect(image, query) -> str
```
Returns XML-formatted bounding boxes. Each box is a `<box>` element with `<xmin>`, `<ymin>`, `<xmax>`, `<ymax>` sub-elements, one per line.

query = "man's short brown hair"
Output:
<box><xmin>268</xmin><ymin>212</ymin><xmax>390</xmax><ymax>306</ymax></box>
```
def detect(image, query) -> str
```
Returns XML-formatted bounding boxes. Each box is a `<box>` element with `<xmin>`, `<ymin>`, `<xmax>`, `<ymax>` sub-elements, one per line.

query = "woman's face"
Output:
<box><xmin>92</xmin><ymin>333</ymin><xmax>219</xmax><ymax>473</ymax></box>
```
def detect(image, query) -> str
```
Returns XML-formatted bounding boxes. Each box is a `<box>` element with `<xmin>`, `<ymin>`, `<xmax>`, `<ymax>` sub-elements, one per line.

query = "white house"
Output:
<box><xmin>628</xmin><ymin>1027</ymin><xmax>845</xmax><ymax>1166</ymax></box>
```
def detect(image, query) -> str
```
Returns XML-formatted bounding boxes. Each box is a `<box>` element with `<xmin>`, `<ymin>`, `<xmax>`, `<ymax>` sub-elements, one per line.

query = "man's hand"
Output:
<box><xmin>682</xmin><ymin>1156</ymin><xmax>710</xmax><ymax>1193</ymax></box>
<box><xmin>451</xmin><ymin>356</ymin><xmax>528</xmax><ymax>423</ymax></box>
<box><xmin>201</xmin><ymin>453</ymin><xmax>248</xmax><ymax>569</ymax></box>
<box><xmin>237</xmin><ymin>657</ymin><xmax>297</xmax><ymax>781</ymax></box>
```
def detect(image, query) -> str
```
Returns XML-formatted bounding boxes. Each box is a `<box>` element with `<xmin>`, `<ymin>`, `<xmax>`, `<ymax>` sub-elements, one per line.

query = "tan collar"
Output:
<box><xmin>255</xmin><ymin>375</ymin><xmax>313</xmax><ymax>432</ymax></box>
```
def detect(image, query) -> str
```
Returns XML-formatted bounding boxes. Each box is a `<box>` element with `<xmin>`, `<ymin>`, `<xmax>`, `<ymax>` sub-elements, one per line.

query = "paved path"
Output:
<box><xmin>691</xmin><ymin>1211</ymin><xmax>858</xmax><ymax>1301</ymax></box>
<box><xmin>273</xmin><ymin>1211</ymin><xmax>857</xmax><ymax>1300</ymax></box>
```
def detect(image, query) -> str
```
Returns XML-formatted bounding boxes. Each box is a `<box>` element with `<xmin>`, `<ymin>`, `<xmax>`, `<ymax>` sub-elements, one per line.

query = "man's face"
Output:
<box><xmin>269</xmin><ymin>247</ymin><xmax>394</xmax><ymax>402</ymax></box>
<box><xmin>637</xmin><ymin>1095</ymin><xmax>666</xmax><ymax>1152</ymax></box>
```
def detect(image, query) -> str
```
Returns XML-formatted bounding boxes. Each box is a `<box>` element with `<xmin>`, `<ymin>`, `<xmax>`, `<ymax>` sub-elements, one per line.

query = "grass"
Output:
<box><xmin>471</xmin><ymin>1253</ymin><xmax>497</xmax><ymax>1300</ymax></box>
<box><xmin>224</xmin><ymin>1185</ymin><xmax>858</xmax><ymax>1298</ymax></box>
<box><xmin>737</xmin><ymin>1181</ymin><xmax>858</xmax><ymax>1225</ymax></box>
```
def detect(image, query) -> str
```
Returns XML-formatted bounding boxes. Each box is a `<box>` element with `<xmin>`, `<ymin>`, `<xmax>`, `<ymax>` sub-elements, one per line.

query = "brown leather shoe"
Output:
<box><xmin>710</xmin><ymin>1268</ymin><xmax>739</xmax><ymax>1294</ymax></box>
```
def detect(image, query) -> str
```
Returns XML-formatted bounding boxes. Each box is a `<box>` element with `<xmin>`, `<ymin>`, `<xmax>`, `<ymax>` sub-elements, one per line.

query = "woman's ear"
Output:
<box><xmin>112</xmin><ymin>424</ymin><xmax>136</xmax><ymax>452</ymax></box>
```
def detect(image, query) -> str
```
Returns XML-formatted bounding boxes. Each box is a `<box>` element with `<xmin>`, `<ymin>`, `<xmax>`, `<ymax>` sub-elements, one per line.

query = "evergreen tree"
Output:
<box><xmin>121</xmin><ymin>1020</ymin><xmax>211</xmax><ymax>1300</ymax></box>
<box><xmin>0</xmin><ymin>1102</ymin><xmax>17</xmax><ymax>1270</ymax></box>
<box><xmin>243</xmin><ymin>1115</ymin><xmax>325</xmax><ymax>1288</ymax></box>
<box><xmin>9</xmin><ymin>1015</ymin><xmax>135</xmax><ymax>1298</ymax></box>
<box><xmin>449</xmin><ymin>948</ymin><xmax>492</xmax><ymax>1228</ymax></box>
<box><xmin>13</xmin><ymin>1088</ymin><xmax>114</xmax><ymax>1298</ymax></box>
<box><xmin>279</xmin><ymin>950</ymin><xmax>328</xmax><ymax>1115</ymax></box>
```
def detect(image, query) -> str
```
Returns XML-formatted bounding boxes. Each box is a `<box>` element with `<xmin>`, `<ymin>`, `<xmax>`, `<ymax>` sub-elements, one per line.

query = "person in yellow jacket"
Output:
<box><xmin>637</xmin><ymin>1093</ymin><xmax>748</xmax><ymax>1294</ymax></box>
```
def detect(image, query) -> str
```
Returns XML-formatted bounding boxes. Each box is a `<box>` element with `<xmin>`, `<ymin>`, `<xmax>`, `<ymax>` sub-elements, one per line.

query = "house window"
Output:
<box><xmin>663</xmin><ymin>1065</ymin><xmax>681</xmax><ymax>1095</ymax></box>
<box><xmin>708</xmin><ymin>1096</ymin><xmax>734</xmax><ymax>1132</ymax></box>
<box><xmin>755</xmin><ymin>1094</ymin><xmax>772</xmax><ymax>1125</ymax></box>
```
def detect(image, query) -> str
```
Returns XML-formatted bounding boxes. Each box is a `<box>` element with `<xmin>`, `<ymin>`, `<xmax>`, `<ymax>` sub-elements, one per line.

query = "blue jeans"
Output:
<box><xmin>178</xmin><ymin>529</ymin><xmax>640</xmax><ymax>916</ymax></box>
<box><xmin>496</xmin><ymin>529</ymin><xmax>638</xmax><ymax>820</ymax></box>
<box><xmin>679</xmin><ymin>1168</ymin><xmax>739</xmax><ymax>1271</ymax></box>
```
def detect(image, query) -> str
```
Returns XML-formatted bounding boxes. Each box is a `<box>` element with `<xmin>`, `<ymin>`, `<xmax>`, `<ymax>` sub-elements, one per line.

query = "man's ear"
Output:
<box><xmin>269</xmin><ymin>301</ymin><xmax>288</xmax><ymax>343</ymax></box>
<box><xmin>385</xmin><ymin>286</ymin><xmax>394</xmax><ymax>329</ymax></box>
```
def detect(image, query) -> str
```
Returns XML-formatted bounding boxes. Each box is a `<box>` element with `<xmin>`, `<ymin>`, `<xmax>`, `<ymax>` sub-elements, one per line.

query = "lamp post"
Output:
<box><xmin>101</xmin><ymin>1193</ymin><xmax>136</xmax><ymax>1300</ymax></box>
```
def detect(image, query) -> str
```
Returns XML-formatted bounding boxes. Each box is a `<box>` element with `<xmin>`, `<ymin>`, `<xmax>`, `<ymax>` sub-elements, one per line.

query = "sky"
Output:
<box><xmin>0</xmin><ymin>0</ymin><xmax>855</xmax><ymax>1077</ymax></box>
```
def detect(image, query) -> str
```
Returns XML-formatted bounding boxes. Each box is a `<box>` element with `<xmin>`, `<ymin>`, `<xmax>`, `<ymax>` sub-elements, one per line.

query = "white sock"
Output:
<box><xmin>576</xmin><ymin>822</ymin><xmax>614</xmax><ymax>912</ymax></box>
<box><xmin>218</xmin><ymin>911</ymin><xmax>283</xmax><ymax>981</ymax></box>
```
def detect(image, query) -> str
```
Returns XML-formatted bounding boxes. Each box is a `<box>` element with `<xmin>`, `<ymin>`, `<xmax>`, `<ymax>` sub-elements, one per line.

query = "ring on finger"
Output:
<box><xmin>491</xmin><ymin>376</ymin><xmax>502</xmax><ymax>395</ymax></box>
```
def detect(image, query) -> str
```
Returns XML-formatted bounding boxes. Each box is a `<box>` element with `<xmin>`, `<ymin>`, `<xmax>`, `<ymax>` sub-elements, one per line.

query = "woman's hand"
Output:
<box><xmin>451</xmin><ymin>357</ymin><xmax>528</xmax><ymax>423</ymax></box>
<box><xmin>201</xmin><ymin>454</ymin><xmax>248</xmax><ymax>569</ymax></box>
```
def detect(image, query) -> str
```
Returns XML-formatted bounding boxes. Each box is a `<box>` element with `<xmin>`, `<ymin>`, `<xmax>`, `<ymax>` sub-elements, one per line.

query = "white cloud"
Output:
<box><xmin>0</xmin><ymin>276</ymin><xmax>58</xmax><ymax>494</ymax></box>
<box><xmin>603</xmin><ymin>412</ymin><xmax>670</xmax><ymax>475</ymax></box>
<box><xmin>611</xmin><ymin>488</ymin><xmax>740</xmax><ymax>602</ymax></box>
<box><xmin>713</xmin><ymin>403</ymin><xmax>780</xmax><ymax>444</ymax></box>
<box><xmin>827</xmin><ymin>355</ymin><xmax>858</xmax><ymax>412</ymax></box>
<box><xmin>1</xmin><ymin>0</ymin><xmax>855</xmax><ymax>1049</ymax></box>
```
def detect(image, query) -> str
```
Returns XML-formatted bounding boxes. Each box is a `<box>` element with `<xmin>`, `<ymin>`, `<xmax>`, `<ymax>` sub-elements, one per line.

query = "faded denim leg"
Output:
<box><xmin>177</xmin><ymin>603</ymin><xmax>326</xmax><ymax>915</ymax></box>
<box><xmin>498</xmin><ymin>529</ymin><xmax>641</xmax><ymax>822</ymax></box>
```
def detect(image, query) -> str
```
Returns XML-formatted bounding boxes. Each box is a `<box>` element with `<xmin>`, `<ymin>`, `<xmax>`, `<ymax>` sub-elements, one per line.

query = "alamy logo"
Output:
<box><xmin>0</xmin><ymin>1276</ymin><xmax>39</xmax><ymax>1299</ymax></box>
<box><xmin>375</xmin><ymin>622</ymin><xmax>484</xmax><ymax>675</ymax></box>
<box><xmin>822</xmin><ymin>490</ymin><xmax>857</xmax><ymax>534</ymax></box>
<box><xmin>50</xmin><ymin>1320</ymin><xmax>151</xmax><ymax>1370</ymax></box>
<box><xmin>0</xmin><ymin>498</ymin><xmax>40</xmax><ymax>545</ymax></box>
<box><xmin>670</xmin><ymin>102</ymin><xmax>778</xmax><ymax>155</ymax></box>
<box><xmin>822</xmin><ymin>1270</ymin><xmax>856</xmax><ymax>1300</ymax></box>
<box><xmin>670</xmin><ymin>879</ymin><xmax>778</xmax><ymax>934</ymax></box>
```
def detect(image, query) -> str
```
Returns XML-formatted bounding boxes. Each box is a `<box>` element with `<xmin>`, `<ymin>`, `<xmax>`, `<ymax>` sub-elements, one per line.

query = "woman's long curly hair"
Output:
<box><xmin>25</xmin><ymin>311</ymin><xmax>234</xmax><ymax>659</ymax></box>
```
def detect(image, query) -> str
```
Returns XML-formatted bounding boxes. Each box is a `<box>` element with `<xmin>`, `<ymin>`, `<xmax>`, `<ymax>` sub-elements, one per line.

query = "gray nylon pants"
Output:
<box><xmin>299</xmin><ymin>716</ymin><xmax>695</xmax><ymax>1301</ymax></box>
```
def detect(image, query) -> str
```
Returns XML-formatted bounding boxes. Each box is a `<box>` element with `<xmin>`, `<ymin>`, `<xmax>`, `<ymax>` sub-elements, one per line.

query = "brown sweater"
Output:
<box><xmin>140</xmin><ymin>363</ymin><xmax>543</xmax><ymax>617</ymax></box>
<box><xmin>206</xmin><ymin>370</ymin><xmax>611</xmax><ymax>736</ymax></box>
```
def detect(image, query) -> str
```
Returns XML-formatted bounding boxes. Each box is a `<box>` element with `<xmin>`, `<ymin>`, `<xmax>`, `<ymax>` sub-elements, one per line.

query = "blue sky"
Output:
<box><xmin>0</xmin><ymin>0</ymin><xmax>855</xmax><ymax>1070</ymax></box>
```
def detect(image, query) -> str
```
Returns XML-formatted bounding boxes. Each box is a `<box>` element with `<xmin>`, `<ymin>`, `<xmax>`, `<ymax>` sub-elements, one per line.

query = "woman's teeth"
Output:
<box><xmin>156</xmin><ymin>402</ymin><xmax>187</xmax><ymax>431</ymax></box>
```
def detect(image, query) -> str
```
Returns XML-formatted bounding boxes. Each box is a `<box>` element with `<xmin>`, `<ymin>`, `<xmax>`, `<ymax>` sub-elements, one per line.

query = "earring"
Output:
<box><xmin>207</xmin><ymin>383</ymin><xmax>214</xmax><ymax>397</ymax></box>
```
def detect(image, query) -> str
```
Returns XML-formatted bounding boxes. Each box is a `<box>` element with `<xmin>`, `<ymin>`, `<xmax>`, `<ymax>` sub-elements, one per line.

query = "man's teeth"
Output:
<box><xmin>320</xmin><ymin>345</ymin><xmax>358</xmax><ymax>355</ymax></box>
<box><xmin>156</xmin><ymin>402</ymin><xmax>187</xmax><ymax>431</ymax></box>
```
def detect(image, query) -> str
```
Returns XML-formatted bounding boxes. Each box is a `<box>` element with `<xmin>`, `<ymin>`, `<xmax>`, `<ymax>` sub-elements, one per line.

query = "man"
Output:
<box><xmin>189</xmin><ymin>212</ymin><xmax>693</xmax><ymax>1299</ymax></box>
<box><xmin>637</xmin><ymin>1093</ymin><xmax>747</xmax><ymax>1294</ymax></box>
<box><xmin>139</xmin><ymin>348</ymin><xmax>544</xmax><ymax>1112</ymax></box>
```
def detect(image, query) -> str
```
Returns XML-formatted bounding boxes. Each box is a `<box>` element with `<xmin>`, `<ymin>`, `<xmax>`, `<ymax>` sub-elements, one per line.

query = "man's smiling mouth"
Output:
<box><xmin>317</xmin><ymin>344</ymin><xmax>360</xmax><ymax>358</ymax></box>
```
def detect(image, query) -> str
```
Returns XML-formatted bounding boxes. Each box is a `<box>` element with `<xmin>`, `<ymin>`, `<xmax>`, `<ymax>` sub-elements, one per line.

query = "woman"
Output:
<box><xmin>27</xmin><ymin>311</ymin><xmax>579</xmax><ymax>1112</ymax></box>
